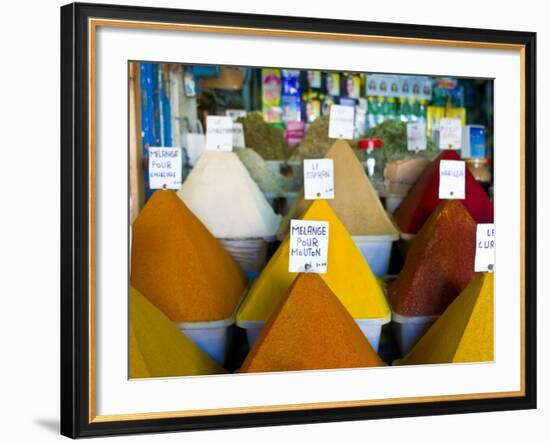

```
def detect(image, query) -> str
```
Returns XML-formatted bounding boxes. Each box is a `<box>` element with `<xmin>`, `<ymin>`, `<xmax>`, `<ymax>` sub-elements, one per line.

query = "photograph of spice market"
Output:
<box><xmin>128</xmin><ymin>62</ymin><xmax>495</xmax><ymax>378</ymax></box>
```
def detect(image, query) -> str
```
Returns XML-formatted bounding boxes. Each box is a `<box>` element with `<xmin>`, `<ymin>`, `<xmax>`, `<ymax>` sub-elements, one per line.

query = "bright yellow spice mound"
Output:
<box><xmin>240</xmin><ymin>274</ymin><xmax>386</xmax><ymax>373</ymax></box>
<box><xmin>129</xmin><ymin>287</ymin><xmax>225</xmax><ymax>378</ymax></box>
<box><xmin>237</xmin><ymin>199</ymin><xmax>390</xmax><ymax>323</ymax></box>
<box><xmin>399</xmin><ymin>272</ymin><xmax>494</xmax><ymax>365</ymax></box>
<box><xmin>131</xmin><ymin>190</ymin><xmax>248</xmax><ymax>322</ymax></box>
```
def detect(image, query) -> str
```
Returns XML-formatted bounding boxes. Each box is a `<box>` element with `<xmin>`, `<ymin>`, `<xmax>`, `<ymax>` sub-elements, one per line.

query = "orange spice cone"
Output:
<box><xmin>131</xmin><ymin>190</ymin><xmax>247</xmax><ymax>323</ymax></box>
<box><xmin>241</xmin><ymin>274</ymin><xmax>385</xmax><ymax>373</ymax></box>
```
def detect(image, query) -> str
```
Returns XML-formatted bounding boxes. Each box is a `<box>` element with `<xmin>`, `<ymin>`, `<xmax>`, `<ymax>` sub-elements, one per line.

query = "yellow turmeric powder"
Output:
<box><xmin>130</xmin><ymin>287</ymin><xmax>224</xmax><ymax>378</ymax></box>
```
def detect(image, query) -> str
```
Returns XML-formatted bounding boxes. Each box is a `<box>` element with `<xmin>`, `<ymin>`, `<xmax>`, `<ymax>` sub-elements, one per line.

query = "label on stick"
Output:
<box><xmin>475</xmin><ymin>224</ymin><xmax>495</xmax><ymax>272</ymax></box>
<box><xmin>206</xmin><ymin>116</ymin><xmax>233</xmax><ymax>151</ymax></box>
<box><xmin>232</xmin><ymin>123</ymin><xmax>246</xmax><ymax>149</ymax></box>
<box><xmin>289</xmin><ymin>220</ymin><xmax>329</xmax><ymax>274</ymax></box>
<box><xmin>439</xmin><ymin>159</ymin><xmax>465</xmax><ymax>199</ymax></box>
<box><xmin>407</xmin><ymin>122</ymin><xmax>427</xmax><ymax>151</ymax></box>
<box><xmin>438</xmin><ymin>118</ymin><xmax>462</xmax><ymax>150</ymax></box>
<box><xmin>328</xmin><ymin>104</ymin><xmax>354</xmax><ymax>140</ymax></box>
<box><xmin>148</xmin><ymin>147</ymin><xmax>182</xmax><ymax>190</ymax></box>
<box><xmin>303</xmin><ymin>159</ymin><xmax>334</xmax><ymax>200</ymax></box>
<box><xmin>185</xmin><ymin>133</ymin><xmax>206</xmax><ymax>166</ymax></box>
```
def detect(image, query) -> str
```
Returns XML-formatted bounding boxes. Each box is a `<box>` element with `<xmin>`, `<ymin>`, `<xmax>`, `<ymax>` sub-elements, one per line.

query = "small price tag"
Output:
<box><xmin>148</xmin><ymin>147</ymin><xmax>182</xmax><ymax>190</ymax></box>
<box><xmin>206</xmin><ymin>116</ymin><xmax>233</xmax><ymax>151</ymax></box>
<box><xmin>407</xmin><ymin>122</ymin><xmax>427</xmax><ymax>151</ymax></box>
<box><xmin>225</xmin><ymin>109</ymin><xmax>247</xmax><ymax>121</ymax></box>
<box><xmin>328</xmin><ymin>104</ymin><xmax>355</xmax><ymax>140</ymax></box>
<box><xmin>232</xmin><ymin>123</ymin><xmax>246</xmax><ymax>149</ymax></box>
<box><xmin>475</xmin><ymin>224</ymin><xmax>495</xmax><ymax>272</ymax></box>
<box><xmin>438</xmin><ymin>118</ymin><xmax>462</xmax><ymax>149</ymax></box>
<box><xmin>439</xmin><ymin>159</ymin><xmax>465</xmax><ymax>199</ymax></box>
<box><xmin>289</xmin><ymin>220</ymin><xmax>329</xmax><ymax>274</ymax></box>
<box><xmin>185</xmin><ymin>133</ymin><xmax>206</xmax><ymax>166</ymax></box>
<box><xmin>303</xmin><ymin>159</ymin><xmax>334</xmax><ymax>200</ymax></box>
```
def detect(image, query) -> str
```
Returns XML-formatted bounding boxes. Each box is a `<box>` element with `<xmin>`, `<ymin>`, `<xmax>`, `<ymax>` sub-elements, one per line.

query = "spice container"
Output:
<box><xmin>389</xmin><ymin>200</ymin><xmax>477</xmax><ymax>356</ymax></box>
<box><xmin>277</xmin><ymin>140</ymin><xmax>399</xmax><ymax>276</ymax></box>
<box><xmin>177</xmin><ymin>151</ymin><xmax>282</xmax><ymax>275</ymax></box>
<box><xmin>130</xmin><ymin>190</ymin><xmax>248</xmax><ymax>365</ymax></box>
<box><xmin>399</xmin><ymin>273</ymin><xmax>494</xmax><ymax>365</ymax></box>
<box><xmin>237</xmin><ymin>199</ymin><xmax>391</xmax><ymax>351</ymax></box>
<box><xmin>130</xmin><ymin>287</ymin><xmax>225</xmax><ymax>377</ymax></box>
<box><xmin>393</xmin><ymin>150</ymin><xmax>494</xmax><ymax>236</ymax></box>
<box><xmin>240</xmin><ymin>274</ymin><xmax>385</xmax><ymax>373</ymax></box>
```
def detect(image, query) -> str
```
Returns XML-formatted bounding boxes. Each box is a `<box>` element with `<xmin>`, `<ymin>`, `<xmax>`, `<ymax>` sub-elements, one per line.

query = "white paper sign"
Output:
<box><xmin>185</xmin><ymin>133</ymin><xmax>206</xmax><ymax>166</ymax></box>
<box><xmin>439</xmin><ymin>159</ymin><xmax>465</xmax><ymax>199</ymax></box>
<box><xmin>475</xmin><ymin>223</ymin><xmax>495</xmax><ymax>272</ymax></box>
<box><xmin>232</xmin><ymin>123</ymin><xmax>246</xmax><ymax>149</ymax></box>
<box><xmin>289</xmin><ymin>220</ymin><xmax>329</xmax><ymax>274</ymax></box>
<box><xmin>148</xmin><ymin>147</ymin><xmax>182</xmax><ymax>190</ymax></box>
<box><xmin>407</xmin><ymin>122</ymin><xmax>427</xmax><ymax>151</ymax></box>
<box><xmin>438</xmin><ymin>118</ymin><xmax>462</xmax><ymax>149</ymax></box>
<box><xmin>206</xmin><ymin>116</ymin><xmax>233</xmax><ymax>151</ymax></box>
<box><xmin>328</xmin><ymin>104</ymin><xmax>355</xmax><ymax>140</ymax></box>
<box><xmin>303</xmin><ymin>159</ymin><xmax>334</xmax><ymax>200</ymax></box>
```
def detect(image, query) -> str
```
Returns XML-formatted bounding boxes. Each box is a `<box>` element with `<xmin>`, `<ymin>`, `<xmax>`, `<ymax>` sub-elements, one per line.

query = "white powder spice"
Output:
<box><xmin>177</xmin><ymin>151</ymin><xmax>282</xmax><ymax>239</ymax></box>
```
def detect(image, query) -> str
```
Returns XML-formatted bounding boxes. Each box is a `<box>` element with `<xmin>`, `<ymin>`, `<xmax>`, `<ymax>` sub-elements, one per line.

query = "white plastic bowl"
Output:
<box><xmin>238</xmin><ymin>313</ymin><xmax>390</xmax><ymax>353</ymax></box>
<box><xmin>384</xmin><ymin>195</ymin><xmax>405</xmax><ymax>214</ymax></box>
<box><xmin>218</xmin><ymin>237</ymin><xmax>273</xmax><ymax>274</ymax></box>
<box><xmin>174</xmin><ymin>317</ymin><xmax>234</xmax><ymax>365</ymax></box>
<box><xmin>391</xmin><ymin>311</ymin><xmax>438</xmax><ymax>357</ymax></box>
<box><xmin>352</xmin><ymin>233</ymin><xmax>399</xmax><ymax>277</ymax></box>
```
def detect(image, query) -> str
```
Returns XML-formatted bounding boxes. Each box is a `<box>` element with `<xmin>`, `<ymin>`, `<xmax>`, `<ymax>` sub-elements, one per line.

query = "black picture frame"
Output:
<box><xmin>60</xmin><ymin>2</ymin><xmax>537</xmax><ymax>438</ymax></box>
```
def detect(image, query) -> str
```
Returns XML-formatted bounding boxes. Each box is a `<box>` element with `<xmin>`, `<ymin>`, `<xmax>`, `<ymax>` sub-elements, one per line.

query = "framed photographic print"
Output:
<box><xmin>60</xmin><ymin>2</ymin><xmax>537</xmax><ymax>438</ymax></box>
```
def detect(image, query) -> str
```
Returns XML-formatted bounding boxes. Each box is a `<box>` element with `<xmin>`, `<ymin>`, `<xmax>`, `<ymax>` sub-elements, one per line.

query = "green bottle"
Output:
<box><xmin>366</xmin><ymin>96</ymin><xmax>377</xmax><ymax>131</ymax></box>
<box><xmin>385</xmin><ymin>97</ymin><xmax>397</xmax><ymax>120</ymax></box>
<box><xmin>376</xmin><ymin>96</ymin><xmax>385</xmax><ymax>125</ymax></box>
<box><xmin>399</xmin><ymin>97</ymin><xmax>410</xmax><ymax>122</ymax></box>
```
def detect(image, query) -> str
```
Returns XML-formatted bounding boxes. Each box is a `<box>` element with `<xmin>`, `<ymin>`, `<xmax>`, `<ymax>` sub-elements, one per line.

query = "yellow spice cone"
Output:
<box><xmin>277</xmin><ymin>140</ymin><xmax>398</xmax><ymax>239</ymax></box>
<box><xmin>237</xmin><ymin>199</ymin><xmax>390</xmax><ymax>323</ymax></box>
<box><xmin>241</xmin><ymin>274</ymin><xmax>385</xmax><ymax>373</ymax></box>
<box><xmin>399</xmin><ymin>272</ymin><xmax>494</xmax><ymax>365</ymax></box>
<box><xmin>130</xmin><ymin>287</ymin><xmax>225</xmax><ymax>378</ymax></box>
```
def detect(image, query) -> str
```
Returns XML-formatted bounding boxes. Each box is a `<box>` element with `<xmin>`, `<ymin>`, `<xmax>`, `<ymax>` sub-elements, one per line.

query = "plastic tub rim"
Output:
<box><xmin>391</xmin><ymin>310</ymin><xmax>439</xmax><ymax>325</ymax></box>
<box><xmin>399</xmin><ymin>232</ymin><xmax>416</xmax><ymax>241</ymax></box>
<box><xmin>352</xmin><ymin>233</ymin><xmax>399</xmax><ymax>243</ymax></box>
<box><xmin>218</xmin><ymin>235</ymin><xmax>277</xmax><ymax>242</ymax></box>
<box><xmin>174</xmin><ymin>316</ymin><xmax>235</xmax><ymax>330</ymax></box>
<box><xmin>237</xmin><ymin>312</ymin><xmax>391</xmax><ymax>329</ymax></box>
